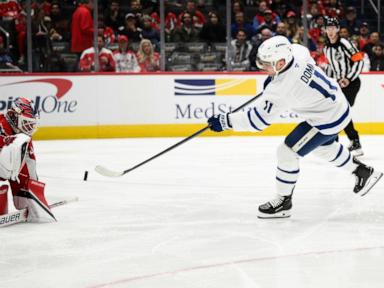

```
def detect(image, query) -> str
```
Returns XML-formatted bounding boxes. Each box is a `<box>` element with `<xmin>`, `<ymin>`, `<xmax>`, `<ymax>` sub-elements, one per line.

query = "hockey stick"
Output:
<box><xmin>0</xmin><ymin>197</ymin><xmax>79</xmax><ymax>228</ymax></box>
<box><xmin>95</xmin><ymin>92</ymin><xmax>264</xmax><ymax>177</ymax></box>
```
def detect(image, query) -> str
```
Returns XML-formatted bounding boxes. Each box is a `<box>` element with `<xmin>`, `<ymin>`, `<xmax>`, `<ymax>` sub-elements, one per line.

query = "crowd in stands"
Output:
<box><xmin>0</xmin><ymin>0</ymin><xmax>383</xmax><ymax>72</ymax></box>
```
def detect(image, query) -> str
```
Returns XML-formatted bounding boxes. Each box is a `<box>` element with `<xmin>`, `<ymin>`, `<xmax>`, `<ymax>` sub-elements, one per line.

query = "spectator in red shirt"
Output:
<box><xmin>363</xmin><ymin>32</ymin><xmax>381</xmax><ymax>59</ymax></box>
<box><xmin>358</xmin><ymin>22</ymin><xmax>370</xmax><ymax>50</ymax></box>
<box><xmin>136</xmin><ymin>39</ymin><xmax>160</xmax><ymax>72</ymax></box>
<box><xmin>79</xmin><ymin>35</ymin><xmax>115</xmax><ymax>72</ymax></box>
<box><xmin>71</xmin><ymin>0</ymin><xmax>94</xmax><ymax>54</ymax></box>
<box><xmin>178</xmin><ymin>0</ymin><xmax>206</xmax><ymax>29</ymax></box>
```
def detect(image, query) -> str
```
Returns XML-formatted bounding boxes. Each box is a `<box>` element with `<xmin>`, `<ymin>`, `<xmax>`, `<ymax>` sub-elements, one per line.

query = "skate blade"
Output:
<box><xmin>351</xmin><ymin>148</ymin><xmax>364</xmax><ymax>157</ymax></box>
<box><xmin>358</xmin><ymin>171</ymin><xmax>383</xmax><ymax>196</ymax></box>
<box><xmin>257</xmin><ymin>210</ymin><xmax>291</xmax><ymax>219</ymax></box>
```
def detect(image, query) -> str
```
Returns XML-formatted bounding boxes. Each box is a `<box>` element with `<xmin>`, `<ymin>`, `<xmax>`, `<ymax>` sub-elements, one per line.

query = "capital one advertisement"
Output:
<box><xmin>0</xmin><ymin>73</ymin><xmax>383</xmax><ymax>133</ymax></box>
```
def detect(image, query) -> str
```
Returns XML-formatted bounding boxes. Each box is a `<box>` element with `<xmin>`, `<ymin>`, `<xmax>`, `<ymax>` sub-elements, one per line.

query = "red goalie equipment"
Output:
<box><xmin>5</xmin><ymin>97</ymin><xmax>39</xmax><ymax>136</ymax></box>
<box><xmin>14</xmin><ymin>179</ymin><xmax>56</xmax><ymax>222</ymax></box>
<box><xmin>0</xmin><ymin>185</ymin><xmax>8</xmax><ymax>215</ymax></box>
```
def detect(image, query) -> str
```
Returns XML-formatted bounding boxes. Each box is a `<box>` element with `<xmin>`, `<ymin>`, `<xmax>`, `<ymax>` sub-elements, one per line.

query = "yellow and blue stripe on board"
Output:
<box><xmin>174</xmin><ymin>79</ymin><xmax>257</xmax><ymax>96</ymax></box>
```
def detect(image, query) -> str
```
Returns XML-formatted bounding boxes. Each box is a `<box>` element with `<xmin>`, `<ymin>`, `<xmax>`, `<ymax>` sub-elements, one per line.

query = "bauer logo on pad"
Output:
<box><xmin>174</xmin><ymin>79</ymin><xmax>256</xmax><ymax>96</ymax></box>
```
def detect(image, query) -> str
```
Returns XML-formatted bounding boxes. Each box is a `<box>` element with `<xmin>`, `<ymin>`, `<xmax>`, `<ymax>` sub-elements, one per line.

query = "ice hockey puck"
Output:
<box><xmin>83</xmin><ymin>170</ymin><xmax>88</xmax><ymax>181</ymax></box>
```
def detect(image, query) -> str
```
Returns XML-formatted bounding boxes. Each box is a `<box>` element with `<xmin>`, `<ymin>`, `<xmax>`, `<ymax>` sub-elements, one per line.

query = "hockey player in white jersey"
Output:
<box><xmin>207</xmin><ymin>36</ymin><xmax>383</xmax><ymax>218</ymax></box>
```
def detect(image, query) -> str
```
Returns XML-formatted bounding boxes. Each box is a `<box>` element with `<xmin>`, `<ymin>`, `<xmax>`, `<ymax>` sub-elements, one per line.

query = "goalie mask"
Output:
<box><xmin>6</xmin><ymin>98</ymin><xmax>39</xmax><ymax>136</ymax></box>
<box><xmin>256</xmin><ymin>36</ymin><xmax>293</xmax><ymax>74</ymax></box>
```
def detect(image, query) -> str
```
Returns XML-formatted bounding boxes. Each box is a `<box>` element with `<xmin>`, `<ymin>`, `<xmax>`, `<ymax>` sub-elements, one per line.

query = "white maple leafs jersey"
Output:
<box><xmin>229</xmin><ymin>57</ymin><xmax>351</xmax><ymax>135</ymax></box>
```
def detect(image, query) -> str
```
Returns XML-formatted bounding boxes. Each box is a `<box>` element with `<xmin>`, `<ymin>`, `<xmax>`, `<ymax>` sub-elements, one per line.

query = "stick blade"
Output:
<box><xmin>95</xmin><ymin>165</ymin><xmax>124</xmax><ymax>177</ymax></box>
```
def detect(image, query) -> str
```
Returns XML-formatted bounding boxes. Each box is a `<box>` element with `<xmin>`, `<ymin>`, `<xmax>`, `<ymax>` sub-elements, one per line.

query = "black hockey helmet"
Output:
<box><xmin>325</xmin><ymin>17</ymin><xmax>340</xmax><ymax>28</ymax></box>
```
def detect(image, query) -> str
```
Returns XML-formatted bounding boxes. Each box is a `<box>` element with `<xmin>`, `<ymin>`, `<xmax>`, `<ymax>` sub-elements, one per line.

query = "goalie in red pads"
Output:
<box><xmin>0</xmin><ymin>97</ymin><xmax>55</xmax><ymax>222</ymax></box>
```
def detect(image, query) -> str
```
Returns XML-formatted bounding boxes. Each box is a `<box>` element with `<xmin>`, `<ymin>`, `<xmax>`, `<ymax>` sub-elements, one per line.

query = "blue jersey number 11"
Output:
<box><xmin>309</xmin><ymin>70</ymin><xmax>337</xmax><ymax>101</ymax></box>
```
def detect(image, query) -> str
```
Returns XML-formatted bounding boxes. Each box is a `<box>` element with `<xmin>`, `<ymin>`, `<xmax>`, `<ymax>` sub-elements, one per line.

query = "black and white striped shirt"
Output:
<box><xmin>323</xmin><ymin>37</ymin><xmax>364</xmax><ymax>82</ymax></box>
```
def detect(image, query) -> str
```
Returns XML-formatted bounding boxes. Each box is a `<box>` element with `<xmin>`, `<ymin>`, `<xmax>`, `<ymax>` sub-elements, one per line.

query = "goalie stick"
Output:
<box><xmin>0</xmin><ymin>197</ymin><xmax>78</xmax><ymax>227</ymax></box>
<box><xmin>95</xmin><ymin>92</ymin><xmax>264</xmax><ymax>177</ymax></box>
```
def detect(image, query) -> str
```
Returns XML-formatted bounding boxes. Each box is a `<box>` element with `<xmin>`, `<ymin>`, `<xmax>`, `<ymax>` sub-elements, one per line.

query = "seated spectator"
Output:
<box><xmin>311</xmin><ymin>36</ymin><xmax>328</xmax><ymax>70</ymax></box>
<box><xmin>98</xmin><ymin>23</ymin><xmax>115</xmax><ymax>48</ymax></box>
<box><xmin>171</xmin><ymin>12</ymin><xmax>200</xmax><ymax>43</ymax></box>
<box><xmin>254</xmin><ymin>4</ymin><xmax>281</xmax><ymax>33</ymax></box>
<box><xmin>306</xmin><ymin>3</ymin><xmax>323</xmax><ymax>23</ymax></box>
<box><xmin>136</xmin><ymin>39</ymin><xmax>160</xmax><ymax>72</ymax></box>
<box><xmin>292</xmin><ymin>26</ymin><xmax>317</xmax><ymax>51</ymax></box>
<box><xmin>284</xmin><ymin>11</ymin><xmax>299</xmax><ymax>39</ymax></box>
<box><xmin>119</xmin><ymin>13</ymin><xmax>143</xmax><ymax>43</ymax></box>
<box><xmin>40</xmin><ymin>0</ymin><xmax>52</xmax><ymax>16</ymax></box>
<box><xmin>104</xmin><ymin>0</ymin><xmax>125</xmax><ymax>32</ymax></box>
<box><xmin>226</xmin><ymin>29</ymin><xmax>252</xmax><ymax>71</ymax></box>
<box><xmin>358</xmin><ymin>22</ymin><xmax>370</xmax><ymax>50</ymax></box>
<box><xmin>50</xmin><ymin>1</ymin><xmax>70</xmax><ymax>42</ymax></box>
<box><xmin>258</xmin><ymin>9</ymin><xmax>280</xmax><ymax>32</ymax></box>
<box><xmin>271</xmin><ymin>0</ymin><xmax>294</xmax><ymax>20</ymax></box>
<box><xmin>249</xmin><ymin>26</ymin><xmax>273</xmax><ymax>71</ymax></box>
<box><xmin>340</xmin><ymin>6</ymin><xmax>361</xmax><ymax>36</ymax></box>
<box><xmin>165</xmin><ymin>0</ymin><xmax>183</xmax><ymax>15</ymax></box>
<box><xmin>309</xmin><ymin>15</ymin><xmax>325</xmax><ymax>43</ymax></box>
<box><xmin>339</xmin><ymin>27</ymin><xmax>350</xmax><ymax>40</ymax></box>
<box><xmin>0</xmin><ymin>35</ymin><xmax>20</xmax><ymax>71</ymax></box>
<box><xmin>370</xmin><ymin>43</ymin><xmax>384</xmax><ymax>71</ymax></box>
<box><xmin>178</xmin><ymin>0</ymin><xmax>206</xmax><ymax>30</ymax></box>
<box><xmin>127</xmin><ymin>0</ymin><xmax>143</xmax><ymax>19</ymax></box>
<box><xmin>363</xmin><ymin>32</ymin><xmax>381</xmax><ymax>59</ymax></box>
<box><xmin>113</xmin><ymin>35</ymin><xmax>140</xmax><ymax>72</ymax></box>
<box><xmin>252</xmin><ymin>0</ymin><xmax>268</xmax><ymax>31</ymax></box>
<box><xmin>0</xmin><ymin>0</ymin><xmax>21</xmax><ymax>21</ymax></box>
<box><xmin>231</xmin><ymin>0</ymin><xmax>244</xmax><ymax>23</ymax></box>
<box><xmin>275</xmin><ymin>22</ymin><xmax>290</xmax><ymax>40</ymax></box>
<box><xmin>199</xmin><ymin>11</ymin><xmax>226</xmax><ymax>44</ymax></box>
<box><xmin>79</xmin><ymin>35</ymin><xmax>115</xmax><ymax>72</ymax></box>
<box><xmin>141</xmin><ymin>15</ymin><xmax>160</xmax><ymax>49</ymax></box>
<box><xmin>164</xmin><ymin>12</ymin><xmax>178</xmax><ymax>42</ymax></box>
<box><xmin>324</xmin><ymin>0</ymin><xmax>343</xmax><ymax>18</ymax></box>
<box><xmin>231</xmin><ymin>11</ymin><xmax>255</xmax><ymax>40</ymax></box>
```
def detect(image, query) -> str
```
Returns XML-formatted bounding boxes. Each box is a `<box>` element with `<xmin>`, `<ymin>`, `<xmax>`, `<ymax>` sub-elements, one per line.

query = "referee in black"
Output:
<box><xmin>324</xmin><ymin>17</ymin><xmax>364</xmax><ymax>156</ymax></box>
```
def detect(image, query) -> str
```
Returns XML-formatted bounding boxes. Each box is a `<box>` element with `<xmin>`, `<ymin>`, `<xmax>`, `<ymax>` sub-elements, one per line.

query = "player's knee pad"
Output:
<box><xmin>0</xmin><ymin>134</ymin><xmax>30</xmax><ymax>181</ymax></box>
<box><xmin>0</xmin><ymin>185</ymin><xmax>9</xmax><ymax>215</ymax></box>
<box><xmin>312</xmin><ymin>141</ymin><xmax>354</xmax><ymax>171</ymax></box>
<box><xmin>276</xmin><ymin>143</ymin><xmax>299</xmax><ymax>169</ymax></box>
<box><xmin>13</xmin><ymin>179</ymin><xmax>55</xmax><ymax>223</ymax></box>
<box><xmin>312</xmin><ymin>141</ymin><xmax>343</xmax><ymax>161</ymax></box>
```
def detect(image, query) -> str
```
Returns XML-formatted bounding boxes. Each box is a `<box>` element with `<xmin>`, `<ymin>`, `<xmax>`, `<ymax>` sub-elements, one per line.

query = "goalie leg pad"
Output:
<box><xmin>276</xmin><ymin>143</ymin><xmax>299</xmax><ymax>196</ymax></box>
<box><xmin>13</xmin><ymin>179</ymin><xmax>56</xmax><ymax>222</ymax></box>
<box><xmin>0</xmin><ymin>185</ymin><xmax>9</xmax><ymax>215</ymax></box>
<box><xmin>0</xmin><ymin>134</ymin><xmax>30</xmax><ymax>181</ymax></box>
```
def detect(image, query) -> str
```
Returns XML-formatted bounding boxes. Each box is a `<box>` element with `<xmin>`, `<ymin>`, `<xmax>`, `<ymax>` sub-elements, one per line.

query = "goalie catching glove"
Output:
<box><xmin>207</xmin><ymin>113</ymin><xmax>232</xmax><ymax>132</ymax></box>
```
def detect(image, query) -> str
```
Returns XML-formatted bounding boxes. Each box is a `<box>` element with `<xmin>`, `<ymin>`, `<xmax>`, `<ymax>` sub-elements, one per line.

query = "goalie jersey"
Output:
<box><xmin>229</xmin><ymin>56</ymin><xmax>351</xmax><ymax>136</ymax></box>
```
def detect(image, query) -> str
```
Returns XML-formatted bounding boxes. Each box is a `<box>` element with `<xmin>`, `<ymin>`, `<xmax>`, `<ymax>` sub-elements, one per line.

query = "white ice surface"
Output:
<box><xmin>1</xmin><ymin>135</ymin><xmax>384</xmax><ymax>288</ymax></box>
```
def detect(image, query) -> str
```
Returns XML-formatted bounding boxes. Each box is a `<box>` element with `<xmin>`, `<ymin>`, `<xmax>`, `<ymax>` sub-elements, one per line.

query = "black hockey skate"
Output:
<box><xmin>258</xmin><ymin>195</ymin><xmax>292</xmax><ymax>219</ymax></box>
<box><xmin>349</xmin><ymin>139</ymin><xmax>364</xmax><ymax>157</ymax></box>
<box><xmin>352</xmin><ymin>158</ymin><xmax>383</xmax><ymax>196</ymax></box>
